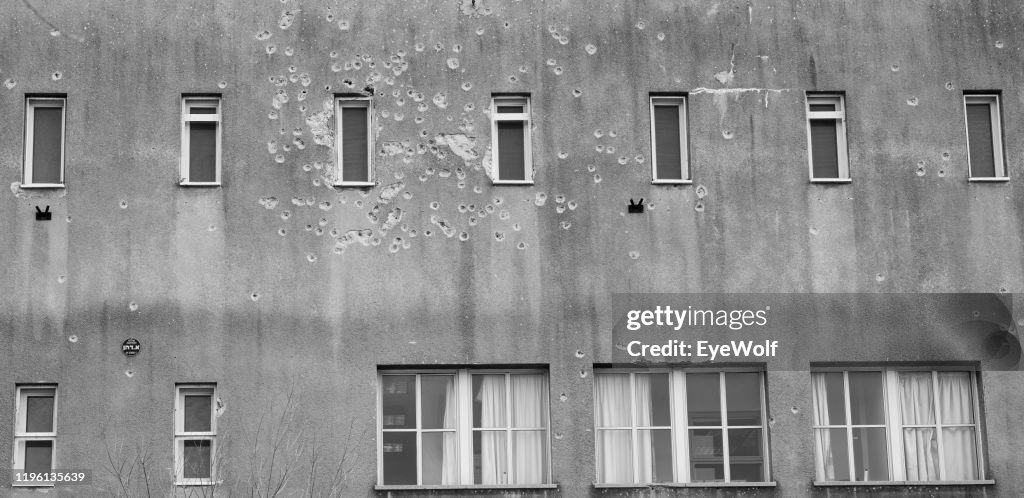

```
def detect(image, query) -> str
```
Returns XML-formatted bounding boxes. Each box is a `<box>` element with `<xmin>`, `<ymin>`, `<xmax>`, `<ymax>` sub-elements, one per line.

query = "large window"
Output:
<box><xmin>180</xmin><ymin>97</ymin><xmax>222</xmax><ymax>185</ymax></box>
<box><xmin>964</xmin><ymin>94</ymin><xmax>1006</xmax><ymax>180</ymax></box>
<box><xmin>650</xmin><ymin>96</ymin><xmax>690</xmax><ymax>183</ymax></box>
<box><xmin>812</xmin><ymin>369</ymin><xmax>984</xmax><ymax>483</ymax></box>
<box><xmin>336</xmin><ymin>97</ymin><xmax>373</xmax><ymax>186</ymax></box>
<box><xmin>594</xmin><ymin>370</ymin><xmax>768</xmax><ymax>484</ymax></box>
<box><xmin>23</xmin><ymin>97</ymin><xmax>66</xmax><ymax>187</ymax></box>
<box><xmin>378</xmin><ymin>370</ymin><xmax>550</xmax><ymax>486</ymax></box>
<box><xmin>805</xmin><ymin>93</ymin><xmax>849</xmax><ymax>182</ymax></box>
<box><xmin>13</xmin><ymin>385</ymin><xmax>57</xmax><ymax>485</ymax></box>
<box><xmin>490</xmin><ymin>96</ymin><xmax>532</xmax><ymax>184</ymax></box>
<box><xmin>174</xmin><ymin>385</ymin><xmax>217</xmax><ymax>485</ymax></box>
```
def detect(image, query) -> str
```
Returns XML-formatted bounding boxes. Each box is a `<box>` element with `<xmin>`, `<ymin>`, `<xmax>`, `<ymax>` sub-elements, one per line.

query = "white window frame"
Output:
<box><xmin>180</xmin><ymin>97</ymin><xmax>222</xmax><ymax>186</ymax></box>
<box><xmin>593</xmin><ymin>368</ymin><xmax>770</xmax><ymax>485</ymax></box>
<box><xmin>964</xmin><ymin>94</ymin><xmax>1007</xmax><ymax>181</ymax></box>
<box><xmin>22</xmin><ymin>97</ymin><xmax>66</xmax><ymax>188</ymax></box>
<box><xmin>13</xmin><ymin>385</ymin><xmax>58</xmax><ymax>487</ymax></box>
<box><xmin>376</xmin><ymin>369</ymin><xmax>552</xmax><ymax>487</ymax></box>
<box><xmin>335</xmin><ymin>97</ymin><xmax>375</xmax><ymax>187</ymax></box>
<box><xmin>811</xmin><ymin>367</ymin><xmax>986</xmax><ymax>484</ymax></box>
<box><xmin>650</xmin><ymin>96</ymin><xmax>691</xmax><ymax>184</ymax></box>
<box><xmin>490</xmin><ymin>96</ymin><xmax>533</xmax><ymax>185</ymax></box>
<box><xmin>805</xmin><ymin>93</ymin><xmax>851</xmax><ymax>183</ymax></box>
<box><xmin>174</xmin><ymin>384</ymin><xmax>217</xmax><ymax>486</ymax></box>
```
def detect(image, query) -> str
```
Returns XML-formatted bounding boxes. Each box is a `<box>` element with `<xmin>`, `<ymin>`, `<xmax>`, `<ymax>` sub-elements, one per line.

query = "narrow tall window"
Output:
<box><xmin>14</xmin><ymin>386</ymin><xmax>57</xmax><ymax>485</ymax></box>
<box><xmin>175</xmin><ymin>385</ymin><xmax>217</xmax><ymax>485</ymax></box>
<box><xmin>650</xmin><ymin>96</ymin><xmax>689</xmax><ymax>183</ymax></box>
<box><xmin>812</xmin><ymin>368</ymin><xmax>984</xmax><ymax>483</ymax></box>
<box><xmin>491</xmin><ymin>96</ymin><xmax>532</xmax><ymax>183</ymax></box>
<box><xmin>23</xmin><ymin>97</ymin><xmax>66</xmax><ymax>187</ymax></box>
<box><xmin>181</xmin><ymin>97</ymin><xmax>221</xmax><ymax>185</ymax></box>
<box><xmin>964</xmin><ymin>94</ymin><xmax>1006</xmax><ymax>180</ymax></box>
<box><xmin>336</xmin><ymin>97</ymin><xmax>373</xmax><ymax>185</ymax></box>
<box><xmin>806</xmin><ymin>94</ymin><xmax>849</xmax><ymax>181</ymax></box>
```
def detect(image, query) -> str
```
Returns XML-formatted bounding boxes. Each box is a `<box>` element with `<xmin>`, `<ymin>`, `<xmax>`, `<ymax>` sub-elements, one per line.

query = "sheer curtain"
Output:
<box><xmin>478</xmin><ymin>376</ymin><xmax>507</xmax><ymax>484</ymax></box>
<box><xmin>812</xmin><ymin>374</ymin><xmax>835</xmax><ymax>481</ymax></box>
<box><xmin>511</xmin><ymin>375</ymin><xmax>546</xmax><ymax>484</ymax></box>
<box><xmin>595</xmin><ymin>374</ymin><xmax>632</xmax><ymax>483</ymax></box>
<box><xmin>441</xmin><ymin>378</ymin><xmax>459</xmax><ymax>484</ymax></box>
<box><xmin>937</xmin><ymin>372</ymin><xmax>978</xmax><ymax>480</ymax></box>
<box><xmin>900</xmin><ymin>372</ymin><xmax>938</xmax><ymax>480</ymax></box>
<box><xmin>634</xmin><ymin>375</ymin><xmax>654</xmax><ymax>482</ymax></box>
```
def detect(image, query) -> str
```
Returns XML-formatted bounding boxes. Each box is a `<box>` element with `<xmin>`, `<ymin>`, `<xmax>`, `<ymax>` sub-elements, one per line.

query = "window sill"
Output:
<box><xmin>12</xmin><ymin>483</ymin><xmax>55</xmax><ymax>488</ymax></box>
<box><xmin>969</xmin><ymin>177</ymin><xmax>1010</xmax><ymax>182</ymax></box>
<box><xmin>595</xmin><ymin>482</ymin><xmax>776</xmax><ymax>489</ymax></box>
<box><xmin>809</xmin><ymin>178</ymin><xmax>852</xmax><ymax>184</ymax></box>
<box><xmin>375</xmin><ymin>484</ymin><xmax>558</xmax><ymax>491</ymax></box>
<box><xmin>813</xmin><ymin>480</ymin><xmax>995</xmax><ymax>487</ymax></box>
<box><xmin>652</xmin><ymin>180</ymin><xmax>693</xmax><ymax>185</ymax></box>
<box><xmin>179</xmin><ymin>182</ymin><xmax>221</xmax><ymax>187</ymax></box>
<box><xmin>17</xmin><ymin>183</ymin><xmax>65</xmax><ymax>189</ymax></box>
<box><xmin>335</xmin><ymin>181</ymin><xmax>376</xmax><ymax>188</ymax></box>
<box><xmin>492</xmin><ymin>180</ymin><xmax>534</xmax><ymax>186</ymax></box>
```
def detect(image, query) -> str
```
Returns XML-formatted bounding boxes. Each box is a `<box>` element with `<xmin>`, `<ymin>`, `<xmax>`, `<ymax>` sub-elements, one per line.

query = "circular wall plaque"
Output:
<box><xmin>121</xmin><ymin>338</ymin><xmax>141</xmax><ymax>357</ymax></box>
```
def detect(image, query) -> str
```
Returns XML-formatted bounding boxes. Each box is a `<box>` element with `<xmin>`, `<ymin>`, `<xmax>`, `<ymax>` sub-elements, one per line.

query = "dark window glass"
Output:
<box><xmin>183</xmin><ymin>440</ymin><xmax>212</xmax><ymax>479</ymax></box>
<box><xmin>654</xmin><ymin>105</ymin><xmax>683</xmax><ymax>180</ymax></box>
<box><xmin>32</xmin><ymin>106</ymin><xmax>63</xmax><ymax>184</ymax></box>
<box><xmin>189</xmin><ymin>106</ymin><xmax>217</xmax><ymax>114</ymax></box>
<box><xmin>966</xmin><ymin>103</ymin><xmax>996</xmax><ymax>177</ymax></box>
<box><xmin>342</xmin><ymin>106</ymin><xmax>369</xmax><ymax>182</ymax></box>
<box><xmin>810</xmin><ymin>119</ymin><xmax>840</xmax><ymax>178</ymax></box>
<box><xmin>382</xmin><ymin>375</ymin><xmax>416</xmax><ymax>429</ymax></box>
<box><xmin>24</xmin><ymin>441</ymin><xmax>53</xmax><ymax>474</ymax></box>
<box><xmin>189</xmin><ymin>123</ymin><xmax>217</xmax><ymax>182</ymax></box>
<box><xmin>726</xmin><ymin>373</ymin><xmax>761</xmax><ymax>426</ymax></box>
<box><xmin>184</xmin><ymin>395</ymin><xmax>212</xmax><ymax>432</ymax></box>
<box><xmin>25</xmin><ymin>396</ymin><xmax>55</xmax><ymax>433</ymax></box>
<box><xmin>809</xmin><ymin>103</ymin><xmax>836</xmax><ymax>112</ymax></box>
<box><xmin>687</xmin><ymin>374</ymin><xmax>721</xmax><ymax>426</ymax></box>
<box><xmin>497</xmin><ymin>121</ymin><xmax>526</xmax><ymax>181</ymax></box>
<box><xmin>382</xmin><ymin>432</ymin><xmax>417</xmax><ymax>484</ymax></box>
<box><xmin>496</xmin><ymin>105</ymin><xmax>524</xmax><ymax>113</ymax></box>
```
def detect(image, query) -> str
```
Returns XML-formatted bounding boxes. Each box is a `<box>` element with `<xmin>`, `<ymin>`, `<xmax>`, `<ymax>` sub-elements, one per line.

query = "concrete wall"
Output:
<box><xmin>1</xmin><ymin>0</ymin><xmax>1022</xmax><ymax>496</ymax></box>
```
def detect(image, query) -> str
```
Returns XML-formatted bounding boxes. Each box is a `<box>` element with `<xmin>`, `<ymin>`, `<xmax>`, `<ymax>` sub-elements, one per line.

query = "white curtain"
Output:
<box><xmin>900</xmin><ymin>372</ymin><xmax>938</xmax><ymax>480</ymax></box>
<box><xmin>478</xmin><ymin>375</ymin><xmax>507</xmax><ymax>484</ymax></box>
<box><xmin>937</xmin><ymin>372</ymin><xmax>978</xmax><ymax>480</ymax></box>
<box><xmin>441</xmin><ymin>378</ymin><xmax>459</xmax><ymax>484</ymax></box>
<box><xmin>511</xmin><ymin>375</ymin><xmax>546</xmax><ymax>484</ymax></box>
<box><xmin>634</xmin><ymin>374</ymin><xmax>654</xmax><ymax>482</ymax></box>
<box><xmin>812</xmin><ymin>374</ymin><xmax>836</xmax><ymax>481</ymax></box>
<box><xmin>595</xmin><ymin>374</ymin><xmax>632</xmax><ymax>483</ymax></box>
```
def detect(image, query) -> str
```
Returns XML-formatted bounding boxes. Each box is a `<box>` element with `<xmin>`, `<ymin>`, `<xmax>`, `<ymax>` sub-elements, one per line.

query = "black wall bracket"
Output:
<box><xmin>35</xmin><ymin>205</ymin><xmax>52</xmax><ymax>221</ymax></box>
<box><xmin>627</xmin><ymin>198</ymin><xmax>644</xmax><ymax>214</ymax></box>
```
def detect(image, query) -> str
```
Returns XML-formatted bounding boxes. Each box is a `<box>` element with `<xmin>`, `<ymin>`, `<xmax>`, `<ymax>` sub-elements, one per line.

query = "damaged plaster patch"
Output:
<box><xmin>305</xmin><ymin>100</ymin><xmax>335</xmax><ymax>149</ymax></box>
<box><xmin>434</xmin><ymin>134</ymin><xmax>479</xmax><ymax>166</ymax></box>
<box><xmin>378</xmin><ymin>182</ymin><xmax>405</xmax><ymax>204</ymax></box>
<box><xmin>713</xmin><ymin>48</ymin><xmax>736</xmax><ymax>86</ymax></box>
<box><xmin>458</xmin><ymin>0</ymin><xmax>492</xmax><ymax>17</ymax></box>
<box><xmin>10</xmin><ymin>182</ymin><xmax>66</xmax><ymax>199</ymax></box>
<box><xmin>215</xmin><ymin>397</ymin><xmax>226</xmax><ymax>417</ymax></box>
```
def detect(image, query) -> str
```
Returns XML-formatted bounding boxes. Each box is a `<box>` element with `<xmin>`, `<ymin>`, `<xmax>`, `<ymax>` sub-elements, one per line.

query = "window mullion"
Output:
<box><xmin>415</xmin><ymin>375</ymin><xmax>423</xmax><ymax>485</ymax></box>
<box><xmin>886</xmin><ymin>370</ymin><xmax>906</xmax><ymax>481</ymax></box>
<box><xmin>843</xmin><ymin>371</ymin><xmax>856</xmax><ymax>481</ymax></box>
<box><xmin>932</xmin><ymin>370</ymin><xmax>946</xmax><ymax>481</ymax></box>
<box><xmin>458</xmin><ymin>370</ymin><xmax>472</xmax><ymax>484</ymax></box>
<box><xmin>720</xmin><ymin>372</ymin><xmax>731</xmax><ymax>482</ymax></box>
<box><xmin>629</xmin><ymin>372</ymin><xmax>639</xmax><ymax>483</ymax></box>
<box><xmin>673</xmin><ymin>370</ymin><xmax>688</xmax><ymax>483</ymax></box>
<box><xmin>505</xmin><ymin>372</ymin><xmax>513</xmax><ymax>484</ymax></box>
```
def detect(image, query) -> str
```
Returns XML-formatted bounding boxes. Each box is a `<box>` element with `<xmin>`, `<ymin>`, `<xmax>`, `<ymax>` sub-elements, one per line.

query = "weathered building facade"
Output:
<box><xmin>1</xmin><ymin>0</ymin><xmax>1022</xmax><ymax>496</ymax></box>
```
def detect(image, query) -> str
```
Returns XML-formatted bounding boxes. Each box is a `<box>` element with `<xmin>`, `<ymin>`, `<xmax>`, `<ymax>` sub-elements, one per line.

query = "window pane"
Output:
<box><xmin>813</xmin><ymin>372</ymin><xmax>847</xmax><ymax>425</ymax></box>
<box><xmin>496</xmin><ymin>105</ymin><xmax>524</xmax><ymax>113</ymax></box>
<box><xmin>382</xmin><ymin>375</ymin><xmax>416</xmax><ymax>429</ymax></box>
<box><xmin>637</xmin><ymin>373</ymin><xmax>671</xmax><ymax>427</ymax></box>
<box><xmin>938</xmin><ymin>372</ymin><xmax>974</xmax><ymax>424</ymax></box>
<box><xmin>817</xmin><ymin>428</ymin><xmax>850</xmax><ymax>481</ymax></box>
<box><xmin>809</xmin><ymin>103</ymin><xmax>836</xmax><ymax>112</ymax></box>
<box><xmin>25</xmin><ymin>396</ymin><xmax>55</xmax><ymax>433</ymax></box>
<box><xmin>594</xmin><ymin>373</ymin><xmax>631</xmax><ymax>427</ymax></box>
<box><xmin>382</xmin><ymin>432</ymin><xmax>417</xmax><ymax>485</ymax></box>
<box><xmin>942</xmin><ymin>427</ymin><xmax>979</xmax><ymax>480</ymax></box>
<box><xmin>24</xmin><ymin>441</ymin><xmax>53</xmax><ymax>474</ymax></box>
<box><xmin>188</xmin><ymin>122</ymin><xmax>217</xmax><ymax>182</ymax></box>
<box><xmin>188</xmin><ymin>106</ymin><xmax>217</xmax><ymax>114</ymax></box>
<box><xmin>421</xmin><ymin>375</ymin><xmax>455</xmax><ymax>430</ymax></box>
<box><xmin>183</xmin><ymin>440</ymin><xmax>211</xmax><ymax>479</ymax></box>
<box><xmin>809</xmin><ymin>119</ymin><xmax>839</xmax><ymax>178</ymax></box>
<box><xmin>898</xmin><ymin>372</ymin><xmax>934</xmax><ymax>425</ymax></box>
<box><xmin>902</xmin><ymin>427</ymin><xmax>938</xmax><ymax>480</ymax></box>
<box><xmin>512</xmin><ymin>430</ymin><xmax>547</xmax><ymax>484</ymax></box>
<box><xmin>474</xmin><ymin>430</ymin><xmax>508</xmax><ymax>484</ymax></box>
<box><xmin>596</xmin><ymin>429</ymin><xmax>632</xmax><ymax>483</ymax></box>
<box><xmin>966</xmin><ymin>102</ymin><xmax>996</xmax><ymax>177</ymax></box>
<box><xmin>511</xmin><ymin>374</ymin><xmax>546</xmax><ymax>428</ymax></box>
<box><xmin>687</xmin><ymin>373</ymin><xmax>721</xmax><ymax>426</ymax></box>
<box><xmin>638</xmin><ymin>428</ymin><xmax>673</xmax><ymax>483</ymax></box>
<box><xmin>852</xmin><ymin>427</ymin><xmax>889</xmax><ymax>481</ymax></box>
<box><xmin>32</xmin><ymin>106</ymin><xmax>63</xmax><ymax>184</ymax></box>
<box><xmin>729</xmin><ymin>428</ymin><xmax>763</xmax><ymax>481</ymax></box>
<box><xmin>422</xmin><ymin>432</ymin><xmax>458</xmax><ymax>485</ymax></box>
<box><xmin>473</xmin><ymin>375</ymin><xmax>506</xmax><ymax>428</ymax></box>
<box><xmin>184</xmin><ymin>395</ymin><xmax>212</xmax><ymax>432</ymax></box>
<box><xmin>689</xmin><ymin>429</ymin><xmax>723</xmax><ymax>481</ymax></box>
<box><xmin>653</xmin><ymin>105</ymin><xmax>683</xmax><ymax>180</ymax></box>
<box><xmin>497</xmin><ymin>121</ymin><xmax>526</xmax><ymax>181</ymax></box>
<box><xmin>726</xmin><ymin>373</ymin><xmax>761</xmax><ymax>426</ymax></box>
<box><xmin>342</xmin><ymin>106</ymin><xmax>369</xmax><ymax>182</ymax></box>
<box><xmin>848</xmin><ymin>372</ymin><xmax>885</xmax><ymax>425</ymax></box>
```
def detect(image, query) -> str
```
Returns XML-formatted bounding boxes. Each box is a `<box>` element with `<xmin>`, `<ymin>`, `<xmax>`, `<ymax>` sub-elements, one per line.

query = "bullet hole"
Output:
<box><xmin>567</xmin><ymin>200</ymin><xmax>579</xmax><ymax>211</ymax></box>
<box><xmin>995</xmin><ymin>40</ymin><xmax>1005</xmax><ymax>48</ymax></box>
<box><xmin>579</xmin><ymin>369</ymin><xmax>588</xmax><ymax>378</ymax></box>
<box><xmin>809</xmin><ymin>227</ymin><xmax>819</xmax><ymax>235</ymax></box>
<box><xmin>634</xmin><ymin>154</ymin><xmax>645</xmax><ymax>163</ymax></box>
<box><xmin>534</xmin><ymin>192</ymin><xmax>548</xmax><ymax>206</ymax></box>
<box><xmin>281</xmin><ymin>210</ymin><xmax>291</xmax><ymax>220</ymax></box>
<box><xmin>560</xmin><ymin>221</ymin><xmax>572</xmax><ymax>230</ymax></box>
<box><xmin>916</xmin><ymin>163</ymin><xmax>926</xmax><ymax>176</ymax></box>
<box><xmin>381</xmin><ymin>109</ymin><xmax>391</xmax><ymax>119</ymax></box>
<box><xmin>68</xmin><ymin>335</ymin><xmax>78</xmax><ymax>343</ymax></box>
<box><xmin>446</xmin><ymin>57</ymin><xmax>460</xmax><ymax>70</ymax></box>
<box><xmin>424</xmin><ymin>229</ymin><xmax>434</xmax><ymax>237</ymax></box>
<box><xmin>457</xmin><ymin>180</ymin><xmax>467</xmax><ymax>189</ymax></box>
<box><xmin>57</xmin><ymin>274</ymin><xmax>67</xmax><ymax>284</ymax></box>
<box><xmin>636</xmin><ymin>20</ymin><xmax>646</xmax><ymax>30</ymax></box>
<box><xmin>606</xmin><ymin>146</ymin><xmax>616</xmax><ymax>154</ymax></box>
<box><xmin>329</xmin><ymin>50</ymin><xmax>339</xmax><ymax>58</ymax></box>
<box><xmin>125</xmin><ymin>370</ymin><xmax>135</xmax><ymax>378</ymax></box>
<box><xmin>513</xmin><ymin>223</ymin><xmax>522</xmax><ymax>231</ymax></box>
<box><xmin>941</xmin><ymin>151</ymin><xmax>951</xmax><ymax>160</ymax></box>
<box><xmin>695</xmin><ymin>185</ymin><xmax>708</xmax><ymax>199</ymax></box>
<box><xmin>890</xmin><ymin>64</ymin><xmax>900</xmax><ymax>72</ymax></box>
<box><xmin>722</xmin><ymin>129</ymin><xmax>735</xmax><ymax>139</ymax></box>
<box><xmin>128</xmin><ymin>301</ymin><xmax>139</xmax><ymax>312</ymax></box>
<box><xmin>938</xmin><ymin>169</ymin><xmax>946</xmax><ymax>177</ymax></box>
<box><xmin>338</xmin><ymin>19</ymin><xmax>351</xmax><ymax>30</ymax></box>
<box><xmin>999</xmin><ymin>287</ymin><xmax>1008</xmax><ymax>294</ymax></box>
<box><xmin>498</xmin><ymin>210</ymin><xmax>511</xmax><ymax>221</ymax></box>
<box><xmin>66</xmin><ymin>216</ymin><xmax>72</xmax><ymax>223</ymax></box>
<box><xmin>508</xmin><ymin>75</ymin><xmax>518</xmax><ymax>83</ymax></box>
<box><xmin>307</xmin><ymin>254</ymin><xmax>318</xmax><ymax>263</ymax></box>
<box><xmin>629</xmin><ymin>251</ymin><xmax>640</xmax><ymax>260</ymax></box>
<box><xmin>414</xmin><ymin>42</ymin><xmax>425</xmax><ymax>52</ymax></box>
<box><xmin>51</xmin><ymin>71</ymin><xmax>62</xmax><ymax>81</ymax></box>
<box><xmin>945</xmin><ymin>81</ymin><xmax>954</xmax><ymax>91</ymax></box>
<box><xmin>647</xmin><ymin>203</ymin><xmax>655</xmax><ymax>210</ymax></box>
<box><xmin>461</xmin><ymin>82</ymin><xmax>473</xmax><ymax>91</ymax></box>
<box><xmin>618</xmin><ymin>156</ymin><xmax>628</xmax><ymax>165</ymax></box>
<box><xmin>418</xmin><ymin>174</ymin><xmax>428</xmax><ymax>182</ymax></box>
<box><xmin>452</xmin><ymin>43</ymin><xmax>463</xmax><ymax>53</ymax></box>
<box><xmin>278</xmin><ymin>228</ymin><xmax>287</xmax><ymax>236</ymax></box>
<box><xmin>554</xmin><ymin>432</ymin><xmax>564</xmax><ymax>440</ymax></box>
<box><xmin>266</xmin><ymin>44</ymin><xmax>277</xmax><ymax>55</ymax></box>
<box><xmin>556</xmin><ymin>205</ymin><xmax>566</xmax><ymax>214</ymax></box>
<box><xmin>906</xmin><ymin>96</ymin><xmax>919</xmax><ymax>106</ymax></box>
<box><xmin>275</xmin><ymin>154</ymin><xmax>285</xmax><ymax>163</ymax></box>
<box><xmin>473</xmin><ymin>186</ymin><xmax>483</xmax><ymax>194</ymax></box>
<box><xmin>284</xmin><ymin>47</ymin><xmax>295</xmax><ymax>57</ymax></box>
<box><xmin>409</xmin><ymin>229</ymin><xmax>418</xmax><ymax>238</ymax></box>
<box><xmin>256</xmin><ymin>30</ymin><xmax>272</xmax><ymax>40</ymax></box>
<box><xmin>518</xmin><ymin>65</ymin><xmax>528</xmax><ymax>73</ymax></box>
<box><xmin>594</xmin><ymin>174</ymin><xmax>602</xmax><ymax>183</ymax></box>
<box><xmin>656</xmin><ymin>32</ymin><xmax>665</xmax><ymax>41</ymax></box>
<box><xmin>119</xmin><ymin>200</ymin><xmax>128</xmax><ymax>209</ymax></box>
<box><xmin>330</xmin><ymin>62</ymin><xmax>344</xmax><ymax>72</ymax></box>
<box><xmin>553</xmin><ymin>66</ymin><xmax>564</xmax><ymax>75</ymax></box>
<box><xmin>353</xmin><ymin>60</ymin><xmax>364</xmax><ymax>69</ymax></box>
<box><xmin>208</xmin><ymin>224</ymin><xmax>217</xmax><ymax>232</ymax></box>
<box><xmin>790</xmin><ymin>405</ymin><xmax>799</xmax><ymax>414</ymax></box>
<box><xmin>432</xmin><ymin>92</ymin><xmax>448</xmax><ymax>109</ymax></box>
<box><xmin>695</xmin><ymin>201</ymin><xmax>705</xmax><ymax>213</ymax></box>
<box><xmin>609</xmin><ymin>130</ymin><xmax>617</xmax><ymax>137</ymax></box>
<box><xmin>595</xmin><ymin>144</ymin><xmax>605</xmax><ymax>153</ymax></box>
<box><xmin>515</xmin><ymin>241</ymin><xmax>527</xmax><ymax>250</ymax></box>
<box><xmin>305</xmin><ymin>224</ymin><xmax>315</xmax><ymax>231</ymax></box>
<box><xmin>458</xmin><ymin>231</ymin><xmax>470</xmax><ymax>242</ymax></box>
